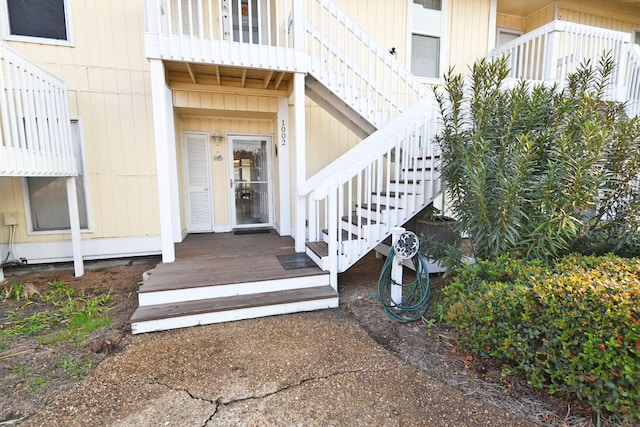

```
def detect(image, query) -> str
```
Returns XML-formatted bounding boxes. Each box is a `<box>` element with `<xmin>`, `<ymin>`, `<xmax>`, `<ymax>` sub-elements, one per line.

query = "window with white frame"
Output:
<box><xmin>25</xmin><ymin>120</ymin><xmax>89</xmax><ymax>232</ymax></box>
<box><xmin>2</xmin><ymin>0</ymin><xmax>72</xmax><ymax>43</ymax></box>
<box><xmin>410</xmin><ymin>0</ymin><xmax>443</xmax><ymax>79</ymax></box>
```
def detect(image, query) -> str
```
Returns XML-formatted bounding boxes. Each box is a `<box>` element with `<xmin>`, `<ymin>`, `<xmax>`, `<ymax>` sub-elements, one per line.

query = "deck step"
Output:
<box><xmin>131</xmin><ymin>286</ymin><xmax>339</xmax><ymax>334</ymax></box>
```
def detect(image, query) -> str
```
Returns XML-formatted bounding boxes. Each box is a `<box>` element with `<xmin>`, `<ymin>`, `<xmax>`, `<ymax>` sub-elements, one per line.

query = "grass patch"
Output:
<box><xmin>56</xmin><ymin>355</ymin><xmax>92</xmax><ymax>379</ymax></box>
<box><xmin>1</xmin><ymin>280</ymin><xmax>113</xmax><ymax>345</ymax></box>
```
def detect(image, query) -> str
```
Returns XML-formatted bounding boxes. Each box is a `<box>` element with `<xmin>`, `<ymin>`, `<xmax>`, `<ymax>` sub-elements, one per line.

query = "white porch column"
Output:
<box><xmin>165</xmin><ymin>94</ymin><xmax>181</xmax><ymax>243</ymax></box>
<box><xmin>150</xmin><ymin>59</ymin><xmax>176</xmax><ymax>263</ymax></box>
<box><xmin>66</xmin><ymin>177</ymin><xmax>84</xmax><ymax>277</ymax></box>
<box><xmin>487</xmin><ymin>0</ymin><xmax>497</xmax><ymax>51</ymax></box>
<box><xmin>278</xmin><ymin>97</ymin><xmax>291</xmax><ymax>236</ymax></box>
<box><xmin>294</xmin><ymin>72</ymin><xmax>306</xmax><ymax>252</ymax></box>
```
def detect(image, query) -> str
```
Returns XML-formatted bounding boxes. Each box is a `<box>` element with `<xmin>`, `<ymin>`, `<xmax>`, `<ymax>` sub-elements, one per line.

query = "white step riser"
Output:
<box><xmin>131</xmin><ymin>297</ymin><xmax>340</xmax><ymax>334</ymax></box>
<box><xmin>356</xmin><ymin>207</ymin><xmax>407</xmax><ymax>223</ymax></box>
<box><xmin>138</xmin><ymin>274</ymin><xmax>329</xmax><ymax>307</ymax></box>
<box><xmin>412</xmin><ymin>158</ymin><xmax>441</xmax><ymax>170</ymax></box>
<box><xmin>387</xmin><ymin>182</ymin><xmax>424</xmax><ymax>195</ymax></box>
<box><xmin>305</xmin><ymin>247</ymin><xmax>329</xmax><ymax>271</ymax></box>
<box><xmin>371</xmin><ymin>195</ymin><xmax>417</xmax><ymax>212</ymax></box>
<box><xmin>401</xmin><ymin>171</ymin><xmax>441</xmax><ymax>182</ymax></box>
<box><xmin>322</xmin><ymin>235</ymin><xmax>370</xmax><ymax>256</ymax></box>
<box><xmin>341</xmin><ymin>222</ymin><xmax>386</xmax><ymax>240</ymax></box>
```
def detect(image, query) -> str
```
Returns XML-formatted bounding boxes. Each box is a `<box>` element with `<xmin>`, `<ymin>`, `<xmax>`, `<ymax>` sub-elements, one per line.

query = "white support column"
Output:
<box><xmin>390</xmin><ymin>227</ymin><xmax>404</xmax><ymax>305</ymax></box>
<box><xmin>165</xmin><ymin>95</ymin><xmax>182</xmax><ymax>243</ymax></box>
<box><xmin>278</xmin><ymin>97</ymin><xmax>291</xmax><ymax>236</ymax></box>
<box><xmin>487</xmin><ymin>0</ymin><xmax>497</xmax><ymax>51</ymax></box>
<box><xmin>150</xmin><ymin>59</ymin><xmax>176</xmax><ymax>263</ymax></box>
<box><xmin>66</xmin><ymin>177</ymin><xmax>84</xmax><ymax>277</ymax></box>
<box><xmin>294</xmin><ymin>72</ymin><xmax>306</xmax><ymax>252</ymax></box>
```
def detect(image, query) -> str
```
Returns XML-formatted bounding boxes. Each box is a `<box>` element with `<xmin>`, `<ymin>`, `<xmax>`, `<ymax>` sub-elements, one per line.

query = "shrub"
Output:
<box><xmin>439</xmin><ymin>254</ymin><xmax>640</xmax><ymax>420</ymax></box>
<box><xmin>434</xmin><ymin>54</ymin><xmax>640</xmax><ymax>262</ymax></box>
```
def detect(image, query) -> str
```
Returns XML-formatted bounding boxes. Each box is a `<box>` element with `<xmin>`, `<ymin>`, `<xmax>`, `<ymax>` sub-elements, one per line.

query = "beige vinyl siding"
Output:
<box><xmin>497</xmin><ymin>14</ymin><xmax>526</xmax><ymax>32</ymax></box>
<box><xmin>525</xmin><ymin>3</ymin><xmax>556</xmax><ymax>31</ymax></box>
<box><xmin>305</xmin><ymin>98</ymin><xmax>361</xmax><ymax>178</ymax></box>
<box><xmin>447</xmin><ymin>0</ymin><xmax>491</xmax><ymax>72</ymax></box>
<box><xmin>336</xmin><ymin>0</ymin><xmax>408</xmax><ymax>64</ymax></box>
<box><xmin>0</xmin><ymin>0</ymin><xmax>158</xmax><ymax>243</ymax></box>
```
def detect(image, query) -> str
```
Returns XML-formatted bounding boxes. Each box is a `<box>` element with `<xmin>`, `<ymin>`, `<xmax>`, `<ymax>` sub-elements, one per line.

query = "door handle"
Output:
<box><xmin>230</xmin><ymin>179</ymin><xmax>233</xmax><ymax>188</ymax></box>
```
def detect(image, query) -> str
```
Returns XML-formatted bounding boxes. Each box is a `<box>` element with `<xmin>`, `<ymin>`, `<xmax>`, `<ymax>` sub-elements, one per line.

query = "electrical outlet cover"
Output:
<box><xmin>3</xmin><ymin>212</ymin><xmax>18</xmax><ymax>226</ymax></box>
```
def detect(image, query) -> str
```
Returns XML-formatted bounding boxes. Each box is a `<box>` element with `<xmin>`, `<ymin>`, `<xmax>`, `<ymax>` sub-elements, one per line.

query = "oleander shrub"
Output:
<box><xmin>434</xmin><ymin>54</ymin><xmax>640</xmax><ymax>263</ymax></box>
<box><xmin>439</xmin><ymin>254</ymin><xmax>640</xmax><ymax>420</ymax></box>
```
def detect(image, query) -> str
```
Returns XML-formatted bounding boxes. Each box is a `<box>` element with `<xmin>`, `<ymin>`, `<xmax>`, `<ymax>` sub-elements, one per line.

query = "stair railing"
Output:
<box><xmin>305</xmin><ymin>0</ymin><xmax>428</xmax><ymax>129</ymax></box>
<box><xmin>299</xmin><ymin>97</ymin><xmax>441</xmax><ymax>288</ymax></box>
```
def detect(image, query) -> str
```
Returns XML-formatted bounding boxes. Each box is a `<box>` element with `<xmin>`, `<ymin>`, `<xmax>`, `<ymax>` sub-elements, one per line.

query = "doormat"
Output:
<box><xmin>233</xmin><ymin>228</ymin><xmax>272</xmax><ymax>235</ymax></box>
<box><xmin>277</xmin><ymin>253</ymin><xmax>317</xmax><ymax>270</ymax></box>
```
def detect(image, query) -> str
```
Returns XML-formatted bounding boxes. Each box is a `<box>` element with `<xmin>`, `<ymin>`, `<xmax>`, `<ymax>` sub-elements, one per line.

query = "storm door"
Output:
<box><xmin>228</xmin><ymin>135</ymin><xmax>273</xmax><ymax>229</ymax></box>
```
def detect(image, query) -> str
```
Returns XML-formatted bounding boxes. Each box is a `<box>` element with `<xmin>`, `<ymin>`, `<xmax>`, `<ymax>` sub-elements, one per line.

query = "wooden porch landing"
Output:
<box><xmin>131</xmin><ymin>231</ymin><xmax>336</xmax><ymax>334</ymax></box>
<box><xmin>142</xmin><ymin>231</ymin><xmax>326</xmax><ymax>292</ymax></box>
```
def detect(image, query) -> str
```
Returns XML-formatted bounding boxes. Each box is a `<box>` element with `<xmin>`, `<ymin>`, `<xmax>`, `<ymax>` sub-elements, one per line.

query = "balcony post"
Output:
<box><xmin>150</xmin><ymin>59</ymin><xmax>176</xmax><ymax>263</ymax></box>
<box><xmin>294</xmin><ymin>72</ymin><xmax>306</xmax><ymax>252</ymax></box>
<box><xmin>66</xmin><ymin>177</ymin><xmax>84</xmax><ymax>277</ymax></box>
<box><xmin>543</xmin><ymin>29</ymin><xmax>560</xmax><ymax>82</ymax></box>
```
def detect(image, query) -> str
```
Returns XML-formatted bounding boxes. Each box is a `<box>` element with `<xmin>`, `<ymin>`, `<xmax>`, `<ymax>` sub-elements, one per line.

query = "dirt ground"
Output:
<box><xmin>0</xmin><ymin>253</ymin><xmax>596</xmax><ymax>426</ymax></box>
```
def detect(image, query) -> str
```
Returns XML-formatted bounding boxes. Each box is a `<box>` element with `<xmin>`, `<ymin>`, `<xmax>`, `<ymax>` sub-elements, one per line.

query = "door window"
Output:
<box><xmin>229</xmin><ymin>136</ymin><xmax>272</xmax><ymax>228</ymax></box>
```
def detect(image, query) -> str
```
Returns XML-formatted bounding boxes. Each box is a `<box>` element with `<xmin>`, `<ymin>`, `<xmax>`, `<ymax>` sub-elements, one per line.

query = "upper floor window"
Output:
<box><xmin>2</xmin><ymin>0</ymin><xmax>72</xmax><ymax>45</ymax></box>
<box><xmin>410</xmin><ymin>0</ymin><xmax>444</xmax><ymax>79</ymax></box>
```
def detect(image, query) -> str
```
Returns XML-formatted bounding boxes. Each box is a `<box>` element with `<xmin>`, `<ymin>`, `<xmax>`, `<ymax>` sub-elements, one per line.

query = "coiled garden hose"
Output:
<box><xmin>377</xmin><ymin>247</ymin><xmax>431</xmax><ymax>322</ymax></box>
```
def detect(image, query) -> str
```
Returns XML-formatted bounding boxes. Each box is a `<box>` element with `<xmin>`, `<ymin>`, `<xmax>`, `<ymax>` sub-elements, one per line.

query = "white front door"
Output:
<box><xmin>228</xmin><ymin>135</ymin><xmax>273</xmax><ymax>229</ymax></box>
<box><xmin>183</xmin><ymin>132</ymin><xmax>213</xmax><ymax>232</ymax></box>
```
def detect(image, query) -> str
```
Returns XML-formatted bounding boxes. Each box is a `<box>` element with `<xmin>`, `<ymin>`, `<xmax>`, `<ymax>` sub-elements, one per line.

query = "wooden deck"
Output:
<box><xmin>142</xmin><ymin>231</ymin><xmax>326</xmax><ymax>292</ymax></box>
<box><xmin>131</xmin><ymin>231</ymin><xmax>336</xmax><ymax>334</ymax></box>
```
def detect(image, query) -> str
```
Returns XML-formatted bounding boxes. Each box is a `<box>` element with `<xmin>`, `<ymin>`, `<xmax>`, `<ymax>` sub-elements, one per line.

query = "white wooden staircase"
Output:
<box><xmin>299</xmin><ymin>0</ymin><xmax>442</xmax><ymax>288</ymax></box>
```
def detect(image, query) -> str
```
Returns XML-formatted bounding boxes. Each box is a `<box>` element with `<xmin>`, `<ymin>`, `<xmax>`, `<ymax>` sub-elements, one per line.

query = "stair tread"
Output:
<box><xmin>371</xmin><ymin>191</ymin><xmax>414</xmax><ymax>197</ymax></box>
<box><xmin>358</xmin><ymin>203</ymin><xmax>398</xmax><ymax>211</ymax></box>
<box><xmin>403</xmin><ymin>167</ymin><xmax>437</xmax><ymax>171</ymax></box>
<box><xmin>131</xmin><ymin>286</ymin><xmax>338</xmax><ymax>323</ymax></box>
<box><xmin>321</xmin><ymin>229</ymin><xmax>361</xmax><ymax>240</ymax></box>
<box><xmin>341</xmin><ymin>215</ymin><xmax>377</xmax><ymax>226</ymax></box>
<box><xmin>306</xmin><ymin>241</ymin><xmax>329</xmax><ymax>257</ymax></box>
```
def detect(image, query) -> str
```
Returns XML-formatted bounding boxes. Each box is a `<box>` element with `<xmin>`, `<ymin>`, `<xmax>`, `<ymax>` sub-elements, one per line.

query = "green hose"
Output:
<box><xmin>377</xmin><ymin>247</ymin><xmax>431</xmax><ymax>322</ymax></box>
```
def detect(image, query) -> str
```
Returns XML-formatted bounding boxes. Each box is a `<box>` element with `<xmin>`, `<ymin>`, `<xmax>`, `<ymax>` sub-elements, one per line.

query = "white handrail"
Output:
<box><xmin>0</xmin><ymin>43</ymin><xmax>75</xmax><ymax>177</ymax></box>
<box><xmin>305</xmin><ymin>0</ymin><xmax>427</xmax><ymax>129</ymax></box>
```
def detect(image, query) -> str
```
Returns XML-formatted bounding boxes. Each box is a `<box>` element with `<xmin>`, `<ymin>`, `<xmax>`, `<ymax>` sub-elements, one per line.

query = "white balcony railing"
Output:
<box><xmin>0</xmin><ymin>43</ymin><xmax>75</xmax><ymax>177</ymax></box>
<box><xmin>145</xmin><ymin>0</ymin><xmax>306</xmax><ymax>71</ymax></box>
<box><xmin>490</xmin><ymin>20</ymin><xmax>640</xmax><ymax>117</ymax></box>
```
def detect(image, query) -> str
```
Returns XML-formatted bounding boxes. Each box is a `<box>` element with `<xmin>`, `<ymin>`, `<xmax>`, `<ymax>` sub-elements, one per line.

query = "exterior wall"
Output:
<box><xmin>447</xmin><ymin>0</ymin><xmax>491</xmax><ymax>72</ymax></box>
<box><xmin>0</xmin><ymin>0</ymin><xmax>159</xmax><ymax>259</ymax></box>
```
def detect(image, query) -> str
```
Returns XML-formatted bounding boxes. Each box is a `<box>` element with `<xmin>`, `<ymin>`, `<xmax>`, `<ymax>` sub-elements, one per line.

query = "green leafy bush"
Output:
<box><xmin>434</xmin><ymin>54</ymin><xmax>640</xmax><ymax>262</ymax></box>
<box><xmin>439</xmin><ymin>254</ymin><xmax>640</xmax><ymax>420</ymax></box>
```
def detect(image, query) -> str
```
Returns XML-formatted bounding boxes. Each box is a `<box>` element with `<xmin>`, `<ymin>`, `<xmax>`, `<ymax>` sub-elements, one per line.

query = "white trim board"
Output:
<box><xmin>0</xmin><ymin>236</ymin><xmax>162</xmax><ymax>264</ymax></box>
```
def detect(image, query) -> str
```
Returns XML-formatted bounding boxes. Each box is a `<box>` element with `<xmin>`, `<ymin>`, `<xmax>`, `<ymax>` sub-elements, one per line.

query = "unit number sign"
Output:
<box><xmin>281</xmin><ymin>120</ymin><xmax>287</xmax><ymax>146</ymax></box>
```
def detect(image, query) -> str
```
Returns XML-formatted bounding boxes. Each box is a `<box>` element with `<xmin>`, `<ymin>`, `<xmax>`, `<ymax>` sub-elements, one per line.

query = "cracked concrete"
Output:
<box><xmin>24</xmin><ymin>310</ymin><xmax>535</xmax><ymax>426</ymax></box>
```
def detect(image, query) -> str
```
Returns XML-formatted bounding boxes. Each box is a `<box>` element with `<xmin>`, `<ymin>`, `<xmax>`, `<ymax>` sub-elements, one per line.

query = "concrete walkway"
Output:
<box><xmin>26</xmin><ymin>310</ymin><xmax>535</xmax><ymax>426</ymax></box>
